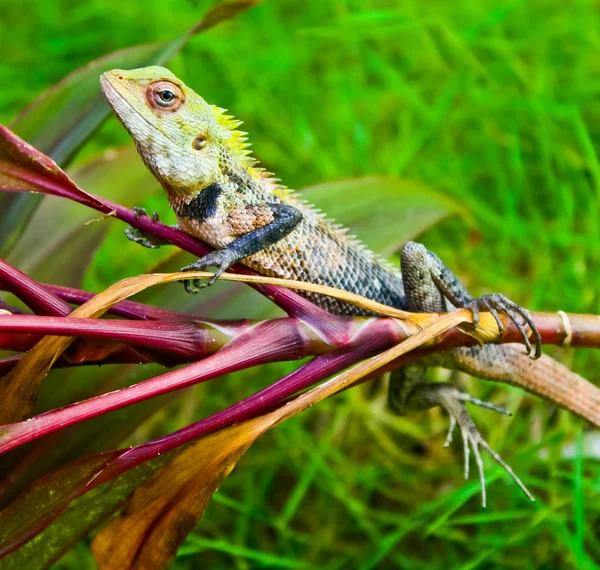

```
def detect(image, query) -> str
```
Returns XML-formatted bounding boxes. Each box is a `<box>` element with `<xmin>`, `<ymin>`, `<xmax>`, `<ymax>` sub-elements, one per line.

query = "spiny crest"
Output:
<box><xmin>210</xmin><ymin>105</ymin><xmax>293</xmax><ymax>199</ymax></box>
<box><xmin>208</xmin><ymin>101</ymin><xmax>397</xmax><ymax>272</ymax></box>
<box><xmin>211</xmin><ymin>105</ymin><xmax>258</xmax><ymax>170</ymax></box>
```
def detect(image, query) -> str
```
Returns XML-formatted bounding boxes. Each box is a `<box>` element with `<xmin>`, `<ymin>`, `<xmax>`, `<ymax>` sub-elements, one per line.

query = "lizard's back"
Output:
<box><xmin>175</xmin><ymin>164</ymin><xmax>407</xmax><ymax>315</ymax></box>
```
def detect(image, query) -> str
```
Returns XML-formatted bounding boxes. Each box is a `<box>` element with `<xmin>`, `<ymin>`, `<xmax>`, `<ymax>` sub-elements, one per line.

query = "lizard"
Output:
<box><xmin>100</xmin><ymin>66</ymin><xmax>590</xmax><ymax>506</ymax></box>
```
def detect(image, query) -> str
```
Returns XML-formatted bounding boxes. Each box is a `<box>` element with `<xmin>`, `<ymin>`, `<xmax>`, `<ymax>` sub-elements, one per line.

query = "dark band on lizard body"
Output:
<box><xmin>174</xmin><ymin>181</ymin><xmax>223</xmax><ymax>221</ymax></box>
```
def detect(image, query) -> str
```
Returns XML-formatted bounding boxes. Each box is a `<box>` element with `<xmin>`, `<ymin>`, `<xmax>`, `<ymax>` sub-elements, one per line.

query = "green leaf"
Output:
<box><xmin>0</xmin><ymin>452</ymin><xmax>170</xmax><ymax>570</ymax></box>
<box><xmin>299</xmin><ymin>177</ymin><xmax>467</xmax><ymax>257</ymax></box>
<box><xmin>0</xmin><ymin>0</ymin><xmax>261</xmax><ymax>256</ymax></box>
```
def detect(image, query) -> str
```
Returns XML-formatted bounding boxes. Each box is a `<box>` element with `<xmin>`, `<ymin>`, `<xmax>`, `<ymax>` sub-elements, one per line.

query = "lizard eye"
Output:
<box><xmin>158</xmin><ymin>90</ymin><xmax>175</xmax><ymax>103</ymax></box>
<box><xmin>146</xmin><ymin>81</ymin><xmax>184</xmax><ymax>112</ymax></box>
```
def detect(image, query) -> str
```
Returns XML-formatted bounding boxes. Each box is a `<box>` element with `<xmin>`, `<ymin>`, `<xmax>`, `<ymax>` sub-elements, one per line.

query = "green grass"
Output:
<box><xmin>1</xmin><ymin>0</ymin><xmax>600</xmax><ymax>568</ymax></box>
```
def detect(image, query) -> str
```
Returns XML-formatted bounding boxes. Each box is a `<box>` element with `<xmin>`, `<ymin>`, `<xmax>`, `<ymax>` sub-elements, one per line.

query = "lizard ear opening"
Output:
<box><xmin>192</xmin><ymin>134</ymin><xmax>208</xmax><ymax>150</ymax></box>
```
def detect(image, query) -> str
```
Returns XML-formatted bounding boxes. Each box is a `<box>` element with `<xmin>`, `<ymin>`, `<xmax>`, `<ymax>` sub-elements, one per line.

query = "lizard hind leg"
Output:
<box><xmin>402</xmin><ymin>381</ymin><xmax>535</xmax><ymax>507</ymax></box>
<box><xmin>397</xmin><ymin>241</ymin><xmax>536</xmax><ymax>504</ymax></box>
<box><xmin>400</xmin><ymin>241</ymin><xmax>542</xmax><ymax>359</ymax></box>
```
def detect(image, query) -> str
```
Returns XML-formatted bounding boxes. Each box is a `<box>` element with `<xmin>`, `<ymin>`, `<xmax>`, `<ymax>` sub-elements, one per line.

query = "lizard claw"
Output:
<box><xmin>124</xmin><ymin>226</ymin><xmax>162</xmax><ymax>249</ymax></box>
<box><xmin>428</xmin><ymin>383</ymin><xmax>535</xmax><ymax>507</ymax></box>
<box><xmin>125</xmin><ymin>207</ymin><xmax>164</xmax><ymax>249</ymax></box>
<box><xmin>467</xmin><ymin>294</ymin><xmax>541</xmax><ymax>360</ymax></box>
<box><xmin>180</xmin><ymin>250</ymin><xmax>236</xmax><ymax>293</ymax></box>
<box><xmin>133</xmin><ymin>206</ymin><xmax>160</xmax><ymax>223</ymax></box>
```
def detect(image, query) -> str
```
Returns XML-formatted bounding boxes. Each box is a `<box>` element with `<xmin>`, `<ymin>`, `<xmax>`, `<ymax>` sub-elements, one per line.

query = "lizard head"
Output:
<box><xmin>100</xmin><ymin>66</ymin><xmax>248</xmax><ymax>199</ymax></box>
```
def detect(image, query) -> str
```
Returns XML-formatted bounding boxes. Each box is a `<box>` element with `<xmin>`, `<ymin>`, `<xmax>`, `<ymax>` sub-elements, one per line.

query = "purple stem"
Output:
<box><xmin>0</xmin><ymin>315</ymin><xmax>219</xmax><ymax>360</ymax></box>
<box><xmin>0</xmin><ymin>260</ymin><xmax>72</xmax><ymax>317</ymax></box>
<box><xmin>0</xmin><ymin>262</ymin><xmax>192</xmax><ymax>322</ymax></box>
<box><xmin>0</xmin><ymin>318</ymin><xmax>333</xmax><ymax>455</ymax></box>
<box><xmin>86</xmin><ymin>318</ymin><xmax>403</xmax><ymax>487</ymax></box>
<box><xmin>42</xmin><ymin>283</ymin><xmax>191</xmax><ymax>321</ymax></box>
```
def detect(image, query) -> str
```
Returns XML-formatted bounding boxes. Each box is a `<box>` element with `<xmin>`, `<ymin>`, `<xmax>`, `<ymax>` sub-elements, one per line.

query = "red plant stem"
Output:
<box><xmin>1</xmin><ymin>309</ymin><xmax>597</xmax><ymax>356</ymax></box>
<box><xmin>1</xmin><ymin>310</ymin><xmax>597</xmax><ymax>377</ymax></box>
<box><xmin>42</xmin><ymin>284</ymin><xmax>190</xmax><ymax>321</ymax></box>
<box><xmin>0</xmin><ymin>315</ymin><xmax>232</xmax><ymax>359</ymax></box>
<box><xmin>89</xmin><ymin>320</ymin><xmax>403</xmax><ymax>487</ymax></box>
<box><xmin>0</xmin><ymin>260</ymin><xmax>206</xmax><ymax>367</ymax></box>
<box><xmin>0</xmin><ymin>262</ymin><xmax>193</xmax><ymax>322</ymax></box>
<box><xmin>4</xmin><ymin>307</ymin><xmax>595</xmax><ymax>457</ymax></box>
<box><xmin>0</xmin><ymin>319</ymin><xmax>335</xmax><ymax>455</ymax></box>
<box><xmin>0</xmin><ymin>260</ymin><xmax>72</xmax><ymax>317</ymax></box>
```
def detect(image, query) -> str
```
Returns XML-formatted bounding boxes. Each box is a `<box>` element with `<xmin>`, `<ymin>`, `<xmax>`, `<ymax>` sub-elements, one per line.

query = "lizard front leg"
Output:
<box><xmin>180</xmin><ymin>203</ymin><xmax>302</xmax><ymax>293</ymax></box>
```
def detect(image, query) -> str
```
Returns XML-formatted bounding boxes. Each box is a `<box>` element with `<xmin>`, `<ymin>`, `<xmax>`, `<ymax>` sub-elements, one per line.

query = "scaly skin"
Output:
<box><xmin>101</xmin><ymin>66</ymin><xmax>597</xmax><ymax>505</ymax></box>
<box><xmin>100</xmin><ymin>67</ymin><xmax>406</xmax><ymax>315</ymax></box>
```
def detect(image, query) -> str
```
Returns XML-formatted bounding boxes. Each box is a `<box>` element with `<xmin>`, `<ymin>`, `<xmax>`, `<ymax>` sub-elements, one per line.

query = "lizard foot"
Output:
<box><xmin>413</xmin><ymin>382</ymin><xmax>535</xmax><ymax>507</ymax></box>
<box><xmin>467</xmin><ymin>294</ymin><xmax>542</xmax><ymax>360</ymax></box>
<box><xmin>180</xmin><ymin>249</ymin><xmax>237</xmax><ymax>294</ymax></box>
<box><xmin>125</xmin><ymin>207</ymin><xmax>164</xmax><ymax>249</ymax></box>
<box><xmin>133</xmin><ymin>206</ymin><xmax>161</xmax><ymax>223</ymax></box>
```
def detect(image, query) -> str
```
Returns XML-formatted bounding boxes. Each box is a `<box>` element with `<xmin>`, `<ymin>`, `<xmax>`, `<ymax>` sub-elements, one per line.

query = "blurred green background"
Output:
<box><xmin>1</xmin><ymin>0</ymin><xmax>600</xmax><ymax>568</ymax></box>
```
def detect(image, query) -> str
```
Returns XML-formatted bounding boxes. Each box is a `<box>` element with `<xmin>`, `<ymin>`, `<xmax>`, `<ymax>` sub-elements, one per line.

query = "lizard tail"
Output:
<box><xmin>442</xmin><ymin>344</ymin><xmax>600</xmax><ymax>428</ymax></box>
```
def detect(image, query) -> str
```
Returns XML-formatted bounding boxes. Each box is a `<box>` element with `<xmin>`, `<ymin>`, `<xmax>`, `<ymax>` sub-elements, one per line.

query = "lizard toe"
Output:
<box><xmin>180</xmin><ymin>251</ymin><xmax>230</xmax><ymax>291</ymax></box>
<box><xmin>470</xmin><ymin>294</ymin><xmax>541</xmax><ymax>360</ymax></box>
<box><xmin>124</xmin><ymin>226</ymin><xmax>162</xmax><ymax>249</ymax></box>
<box><xmin>416</xmin><ymin>383</ymin><xmax>534</xmax><ymax>507</ymax></box>
<box><xmin>492</xmin><ymin>297</ymin><xmax>534</xmax><ymax>356</ymax></box>
<box><xmin>133</xmin><ymin>206</ymin><xmax>150</xmax><ymax>220</ymax></box>
<box><xmin>183</xmin><ymin>278</ymin><xmax>205</xmax><ymax>294</ymax></box>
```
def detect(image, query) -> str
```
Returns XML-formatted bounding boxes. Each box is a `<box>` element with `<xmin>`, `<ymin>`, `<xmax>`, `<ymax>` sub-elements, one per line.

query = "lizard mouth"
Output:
<box><xmin>99</xmin><ymin>73</ymin><xmax>128</xmax><ymax>110</ymax></box>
